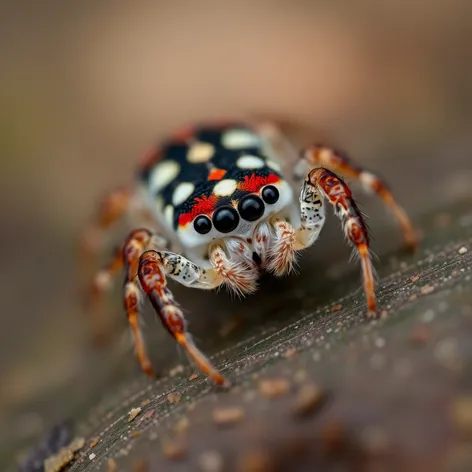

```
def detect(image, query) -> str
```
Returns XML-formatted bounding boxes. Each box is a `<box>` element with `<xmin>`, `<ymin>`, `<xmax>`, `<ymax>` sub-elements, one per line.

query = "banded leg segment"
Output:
<box><xmin>301</xmin><ymin>145</ymin><xmax>417</xmax><ymax>250</ymax></box>
<box><xmin>122</xmin><ymin>229</ymin><xmax>158</xmax><ymax>375</ymax></box>
<box><xmin>304</xmin><ymin>168</ymin><xmax>376</xmax><ymax>316</ymax></box>
<box><xmin>138</xmin><ymin>251</ymin><xmax>227</xmax><ymax>385</ymax></box>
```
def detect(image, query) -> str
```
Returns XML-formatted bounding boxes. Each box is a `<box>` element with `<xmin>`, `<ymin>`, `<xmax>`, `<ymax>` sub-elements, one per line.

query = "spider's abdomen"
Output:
<box><xmin>138</xmin><ymin>122</ymin><xmax>287</xmax><ymax>233</ymax></box>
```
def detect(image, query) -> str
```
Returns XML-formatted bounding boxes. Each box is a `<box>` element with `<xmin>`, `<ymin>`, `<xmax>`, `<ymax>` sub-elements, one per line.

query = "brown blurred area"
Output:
<box><xmin>1</xmin><ymin>0</ymin><xmax>472</xmax><ymax>455</ymax></box>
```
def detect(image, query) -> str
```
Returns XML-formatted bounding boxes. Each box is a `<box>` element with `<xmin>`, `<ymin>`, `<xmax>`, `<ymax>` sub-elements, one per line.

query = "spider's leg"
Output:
<box><xmin>80</xmin><ymin>186</ymin><xmax>133</xmax><ymax>270</ymax></box>
<box><xmin>138</xmin><ymin>249</ymin><xmax>228</xmax><ymax>385</ymax></box>
<box><xmin>299</xmin><ymin>145</ymin><xmax>417</xmax><ymax>250</ymax></box>
<box><xmin>121</xmin><ymin>229</ymin><xmax>157</xmax><ymax>375</ymax></box>
<box><xmin>296</xmin><ymin>168</ymin><xmax>376</xmax><ymax>317</ymax></box>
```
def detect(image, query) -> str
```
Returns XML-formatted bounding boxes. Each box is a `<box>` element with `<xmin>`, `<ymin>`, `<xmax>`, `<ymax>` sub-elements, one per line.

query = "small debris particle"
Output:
<box><xmin>130</xmin><ymin>430</ymin><xmax>141</xmax><ymax>438</ymax></box>
<box><xmin>375</xmin><ymin>337</ymin><xmax>386</xmax><ymax>348</ymax></box>
<box><xmin>409</xmin><ymin>274</ymin><xmax>420</xmax><ymax>283</ymax></box>
<box><xmin>139</xmin><ymin>408</ymin><xmax>156</xmax><ymax>423</ymax></box>
<box><xmin>198</xmin><ymin>450</ymin><xmax>224</xmax><ymax>472</ymax></box>
<box><xmin>89</xmin><ymin>438</ymin><xmax>100</xmax><ymax>448</ymax></box>
<box><xmin>293</xmin><ymin>369</ymin><xmax>308</xmax><ymax>383</ymax></box>
<box><xmin>169</xmin><ymin>364</ymin><xmax>185</xmax><ymax>377</ymax></box>
<box><xmin>212</xmin><ymin>406</ymin><xmax>245</xmax><ymax>426</ymax></box>
<box><xmin>330</xmin><ymin>303</ymin><xmax>343</xmax><ymax>312</ymax></box>
<box><xmin>408</xmin><ymin>294</ymin><xmax>418</xmax><ymax>301</ymax></box>
<box><xmin>133</xmin><ymin>459</ymin><xmax>148</xmax><ymax>472</ymax></box>
<box><xmin>410</xmin><ymin>324</ymin><xmax>431</xmax><ymax>345</ymax></box>
<box><xmin>433</xmin><ymin>212</ymin><xmax>451</xmax><ymax>228</ymax></box>
<box><xmin>337</xmin><ymin>321</ymin><xmax>343</xmax><ymax>327</ymax></box>
<box><xmin>107</xmin><ymin>458</ymin><xmax>118</xmax><ymax>472</ymax></box>
<box><xmin>322</xmin><ymin>422</ymin><xmax>347</xmax><ymax>455</ymax></box>
<box><xmin>237</xmin><ymin>449</ymin><xmax>274</xmax><ymax>472</ymax></box>
<box><xmin>420</xmin><ymin>284</ymin><xmax>435</xmax><ymax>295</ymax></box>
<box><xmin>141</xmin><ymin>398</ymin><xmax>151</xmax><ymax>407</ymax></box>
<box><xmin>128</xmin><ymin>407</ymin><xmax>142</xmax><ymax>422</ymax></box>
<box><xmin>292</xmin><ymin>384</ymin><xmax>326</xmax><ymax>418</ymax></box>
<box><xmin>89</xmin><ymin>453</ymin><xmax>96</xmax><ymax>460</ymax></box>
<box><xmin>43</xmin><ymin>437</ymin><xmax>85</xmax><ymax>472</ymax></box>
<box><xmin>167</xmin><ymin>392</ymin><xmax>182</xmax><ymax>404</ymax></box>
<box><xmin>451</xmin><ymin>396</ymin><xmax>472</xmax><ymax>434</ymax></box>
<box><xmin>174</xmin><ymin>416</ymin><xmax>190</xmax><ymax>434</ymax></box>
<box><xmin>360</xmin><ymin>426</ymin><xmax>390</xmax><ymax>455</ymax></box>
<box><xmin>458</xmin><ymin>246</ymin><xmax>468</xmax><ymax>255</ymax></box>
<box><xmin>283</xmin><ymin>347</ymin><xmax>297</xmax><ymax>358</ymax></box>
<box><xmin>162</xmin><ymin>439</ymin><xmax>187</xmax><ymax>460</ymax></box>
<box><xmin>189</xmin><ymin>373</ymin><xmax>199</xmax><ymax>381</ymax></box>
<box><xmin>258</xmin><ymin>378</ymin><xmax>290</xmax><ymax>398</ymax></box>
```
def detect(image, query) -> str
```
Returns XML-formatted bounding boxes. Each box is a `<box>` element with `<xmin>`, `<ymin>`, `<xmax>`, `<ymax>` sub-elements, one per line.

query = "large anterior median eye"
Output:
<box><xmin>261</xmin><ymin>185</ymin><xmax>279</xmax><ymax>204</ymax></box>
<box><xmin>238</xmin><ymin>195</ymin><xmax>265</xmax><ymax>221</ymax></box>
<box><xmin>213</xmin><ymin>206</ymin><xmax>239</xmax><ymax>233</ymax></box>
<box><xmin>193</xmin><ymin>215</ymin><xmax>212</xmax><ymax>234</ymax></box>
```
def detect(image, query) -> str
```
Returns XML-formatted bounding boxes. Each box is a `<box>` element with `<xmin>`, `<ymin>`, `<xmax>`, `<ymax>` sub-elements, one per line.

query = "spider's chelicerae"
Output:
<box><xmin>82</xmin><ymin>121</ymin><xmax>417</xmax><ymax>386</ymax></box>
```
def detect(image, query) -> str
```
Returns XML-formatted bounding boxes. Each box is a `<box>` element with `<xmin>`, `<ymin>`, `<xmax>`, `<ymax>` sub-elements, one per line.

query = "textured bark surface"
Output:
<box><xmin>6</xmin><ymin>198</ymin><xmax>472</xmax><ymax>472</ymax></box>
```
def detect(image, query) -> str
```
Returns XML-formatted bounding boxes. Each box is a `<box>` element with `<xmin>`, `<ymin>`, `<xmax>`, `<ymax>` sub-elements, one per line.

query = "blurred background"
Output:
<box><xmin>1</xmin><ymin>0</ymin><xmax>472</xmax><ymax>465</ymax></box>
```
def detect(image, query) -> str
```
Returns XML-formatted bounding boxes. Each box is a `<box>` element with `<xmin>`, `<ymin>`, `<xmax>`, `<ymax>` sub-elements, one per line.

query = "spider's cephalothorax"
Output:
<box><xmin>82</xmin><ymin>121</ymin><xmax>417</xmax><ymax>385</ymax></box>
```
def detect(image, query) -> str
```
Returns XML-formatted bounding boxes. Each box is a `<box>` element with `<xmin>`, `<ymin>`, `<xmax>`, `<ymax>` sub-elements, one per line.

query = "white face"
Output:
<box><xmin>175</xmin><ymin>179</ymin><xmax>298</xmax><ymax>261</ymax></box>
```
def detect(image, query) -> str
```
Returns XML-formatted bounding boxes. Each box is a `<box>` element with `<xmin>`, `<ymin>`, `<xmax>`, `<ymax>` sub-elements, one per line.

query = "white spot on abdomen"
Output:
<box><xmin>236</xmin><ymin>155</ymin><xmax>265</xmax><ymax>169</ymax></box>
<box><xmin>172</xmin><ymin>182</ymin><xmax>195</xmax><ymax>206</ymax></box>
<box><xmin>148</xmin><ymin>160</ymin><xmax>180</xmax><ymax>194</ymax></box>
<box><xmin>164</xmin><ymin>205</ymin><xmax>174</xmax><ymax>227</ymax></box>
<box><xmin>213</xmin><ymin>179</ymin><xmax>238</xmax><ymax>196</ymax></box>
<box><xmin>222</xmin><ymin>129</ymin><xmax>260</xmax><ymax>149</ymax></box>
<box><xmin>187</xmin><ymin>142</ymin><xmax>215</xmax><ymax>163</ymax></box>
<box><xmin>266</xmin><ymin>160</ymin><xmax>281</xmax><ymax>172</ymax></box>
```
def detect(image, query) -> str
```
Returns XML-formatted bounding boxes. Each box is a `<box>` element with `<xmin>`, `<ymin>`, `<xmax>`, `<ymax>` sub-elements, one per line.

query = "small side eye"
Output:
<box><xmin>261</xmin><ymin>185</ymin><xmax>279</xmax><ymax>204</ymax></box>
<box><xmin>193</xmin><ymin>215</ymin><xmax>212</xmax><ymax>234</ymax></box>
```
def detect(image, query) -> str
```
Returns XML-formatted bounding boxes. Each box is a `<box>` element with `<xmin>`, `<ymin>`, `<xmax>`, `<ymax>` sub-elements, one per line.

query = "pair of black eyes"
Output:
<box><xmin>194</xmin><ymin>185</ymin><xmax>280</xmax><ymax>234</ymax></box>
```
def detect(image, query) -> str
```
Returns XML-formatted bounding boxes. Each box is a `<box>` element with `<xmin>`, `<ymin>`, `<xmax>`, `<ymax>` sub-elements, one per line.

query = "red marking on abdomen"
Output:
<box><xmin>238</xmin><ymin>173</ymin><xmax>280</xmax><ymax>193</ymax></box>
<box><xmin>208</xmin><ymin>168</ymin><xmax>227</xmax><ymax>181</ymax></box>
<box><xmin>178</xmin><ymin>194</ymin><xmax>218</xmax><ymax>227</ymax></box>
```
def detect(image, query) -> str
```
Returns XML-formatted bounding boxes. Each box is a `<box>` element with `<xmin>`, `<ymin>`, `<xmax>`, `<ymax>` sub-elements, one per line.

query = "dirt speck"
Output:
<box><xmin>174</xmin><ymin>415</ymin><xmax>190</xmax><ymax>434</ymax></box>
<box><xmin>212</xmin><ymin>406</ymin><xmax>245</xmax><ymax>426</ymax></box>
<box><xmin>128</xmin><ymin>407</ymin><xmax>142</xmax><ymax>422</ymax></box>
<box><xmin>259</xmin><ymin>378</ymin><xmax>290</xmax><ymax>398</ymax></box>
<box><xmin>167</xmin><ymin>392</ymin><xmax>182</xmax><ymax>404</ymax></box>
<box><xmin>282</xmin><ymin>347</ymin><xmax>297</xmax><ymax>358</ymax></box>
<box><xmin>107</xmin><ymin>458</ymin><xmax>118</xmax><ymax>472</ymax></box>
<box><xmin>237</xmin><ymin>449</ymin><xmax>275</xmax><ymax>472</ymax></box>
<box><xmin>451</xmin><ymin>396</ymin><xmax>472</xmax><ymax>435</ymax></box>
<box><xmin>189</xmin><ymin>373</ymin><xmax>199</xmax><ymax>381</ymax></box>
<box><xmin>43</xmin><ymin>437</ymin><xmax>85</xmax><ymax>472</ymax></box>
<box><xmin>89</xmin><ymin>452</ymin><xmax>96</xmax><ymax>460</ymax></box>
<box><xmin>162</xmin><ymin>439</ymin><xmax>187</xmax><ymax>461</ymax></box>
<box><xmin>322</xmin><ymin>422</ymin><xmax>347</xmax><ymax>455</ymax></box>
<box><xmin>410</xmin><ymin>324</ymin><xmax>431</xmax><ymax>345</ymax></box>
<box><xmin>89</xmin><ymin>438</ymin><xmax>100</xmax><ymax>448</ymax></box>
<box><xmin>198</xmin><ymin>450</ymin><xmax>224</xmax><ymax>472</ymax></box>
<box><xmin>410</xmin><ymin>274</ymin><xmax>420</xmax><ymax>283</ymax></box>
<box><xmin>420</xmin><ymin>285</ymin><xmax>435</xmax><ymax>295</ymax></box>
<box><xmin>138</xmin><ymin>408</ymin><xmax>156</xmax><ymax>424</ymax></box>
<box><xmin>458</xmin><ymin>246</ymin><xmax>468</xmax><ymax>255</ymax></box>
<box><xmin>169</xmin><ymin>364</ymin><xmax>185</xmax><ymax>377</ymax></box>
<box><xmin>360</xmin><ymin>426</ymin><xmax>390</xmax><ymax>455</ymax></box>
<box><xmin>330</xmin><ymin>303</ymin><xmax>343</xmax><ymax>312</ymax></box>
<box><xmin>292</xmin><ymin>384</ymin><xmax>326</xmax><ymax>418</ymax></box>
